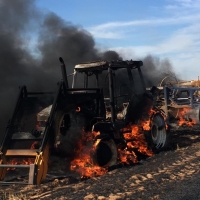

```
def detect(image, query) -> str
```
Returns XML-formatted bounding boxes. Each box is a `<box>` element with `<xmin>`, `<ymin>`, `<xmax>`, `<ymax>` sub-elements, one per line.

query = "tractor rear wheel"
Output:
<box><xmin>146</xmin><ymin>113</ymin><xmax>169</xmax><ymax>152</ymax></box>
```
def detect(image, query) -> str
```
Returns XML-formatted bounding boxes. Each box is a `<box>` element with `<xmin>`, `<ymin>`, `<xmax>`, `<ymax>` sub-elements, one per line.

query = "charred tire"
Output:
<box><xmin>92</xmin><ymin>138</ymin><xmax>118</xmax><ymax>167</ymax></box>
<box><xmin>51</xmin><ymin>107</ymin><xmax>84</xmax><ymax>156</ymax></box>
<box><xmin>147</xmin><ymin>113</ymin><xmax>169</xmax><ymax>152</ymax></box>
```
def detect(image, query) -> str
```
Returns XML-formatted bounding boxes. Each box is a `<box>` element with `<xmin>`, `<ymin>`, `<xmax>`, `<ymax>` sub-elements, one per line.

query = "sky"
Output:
<box><xmin>34</xmin><ymin>0</ymin><xmax>199</xmax><ymax>80</ymax></box>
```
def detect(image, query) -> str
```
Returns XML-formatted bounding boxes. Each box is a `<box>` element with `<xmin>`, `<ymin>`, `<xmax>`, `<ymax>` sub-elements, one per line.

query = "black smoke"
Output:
<box><xmin>142</xmin><ymin>55</ymin><xmax>178</xmax><ymax>87</ymax></box>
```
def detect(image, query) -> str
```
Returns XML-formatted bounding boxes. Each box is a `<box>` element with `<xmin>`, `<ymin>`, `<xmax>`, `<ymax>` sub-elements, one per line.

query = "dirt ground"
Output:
<box><xmin>1</xmin><ymin>129</ymin><xmax>200</xmax><ymax>200</ymax></box>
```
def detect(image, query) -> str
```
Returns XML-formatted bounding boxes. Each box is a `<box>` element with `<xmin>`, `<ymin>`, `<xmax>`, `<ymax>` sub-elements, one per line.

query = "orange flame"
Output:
<box><xmin>6</xmin><ymin>141</ymin><xmax>37</xmax><ymax>171</ymax></box>
<box><xmin>7</xmin><ymin>158</ymin><xmax>34</xmax><ymax>171</ymax></box>
<box><xmin>70</xmin><ymin>122</ymin><xmax>154</xmax><ymax>177</ymax></box>
<box><xmin>178</xmin><ymin>108</ymin><xmax>196</xmax><ymax>127</ymax></box>
<box><xmin>70</xmin><ymin>107</ymin><xmax>158</xmax><ymax>177</ymax></box>
<box><xmin>142</xmin><ymin>119</ymin><xmax>151</xmax><ymax>131</ymax></box>
<box><xmin>70</xmin><ymin>130</ymin><xmax>107</xmax><ymax>177</ymax></box>
<box><xmin>141</xmin><ymin>109</ymin><xmax>156</xmax><ymax>131</ymax></box>
<box><xmin>118</xmin><ymin>124</ymin><xmax>154</xmax><ymax>165</ymax></box>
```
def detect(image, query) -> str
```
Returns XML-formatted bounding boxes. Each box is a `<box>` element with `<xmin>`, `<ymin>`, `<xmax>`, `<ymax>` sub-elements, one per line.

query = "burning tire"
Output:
<box><xmin>92</xmin><ymin>138</ymin><xmax>118</xmax><ymax>167</ymax></box>
<box><xmin>147</xmin><ymin>113</ymin><xmax>169</xmax><ymax>152</ymax></box>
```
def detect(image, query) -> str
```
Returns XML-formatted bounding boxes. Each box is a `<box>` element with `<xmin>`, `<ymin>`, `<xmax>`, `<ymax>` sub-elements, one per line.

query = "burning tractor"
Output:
<box><xmin>0</xmin><ymin>58</ymin><xmax>169</xmax><ymax>184</ymax></box>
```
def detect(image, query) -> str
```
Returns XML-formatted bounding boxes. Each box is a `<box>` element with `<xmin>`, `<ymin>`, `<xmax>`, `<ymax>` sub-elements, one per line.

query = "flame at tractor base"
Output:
<box><xmin>177</xmin><ymin>108</ymin><xmax>197</xmax><ymax>127</ymax></box>
<box><xmin>70</xmin><ymin>123</ymin><xmax>154</xmax><ymax>178</ymax></box>
<box><xmin>119</xmin><ymin>124</ymin><xmax>154</xmax><ymax>164</ymax></box>
<box><xmin>6</xmin><ymin>158</ymin><xmax>35</xmax><ymax>171</ymax></box>
<box><xmin>70</xmin><ymin>130</ymin><xmax>108</xmax><ymax>177</ymax></box>
<box><xmin>5</xmin><ymin>141</ymin><xmax>38</xmax><ymax>171</ymax></box>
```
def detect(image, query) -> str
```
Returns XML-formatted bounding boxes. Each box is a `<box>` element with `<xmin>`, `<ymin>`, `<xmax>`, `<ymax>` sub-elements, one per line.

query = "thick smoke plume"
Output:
<box><xmin>142</xmin><ymin>55</ymin><xmax>178</xmax><ymax>87</ymax></box>
<box><xmin>0</xmin><ymin>0</ymin><xmax>177</xmax><ymax>139</ymax></box>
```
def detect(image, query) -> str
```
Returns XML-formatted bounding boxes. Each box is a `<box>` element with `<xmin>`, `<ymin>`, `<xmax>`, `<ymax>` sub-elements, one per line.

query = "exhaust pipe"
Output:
<box><xmin>59</xmin><ymin>57</ymin><xmax>69</xmax><ymax>89</ymax></box>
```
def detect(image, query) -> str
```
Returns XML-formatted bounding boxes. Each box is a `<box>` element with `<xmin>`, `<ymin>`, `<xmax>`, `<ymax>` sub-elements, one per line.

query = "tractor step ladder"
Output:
<box><xmin>0</xmin><ymin>85</ymin><xmax>60</xmax><ymax>185</ymax></box>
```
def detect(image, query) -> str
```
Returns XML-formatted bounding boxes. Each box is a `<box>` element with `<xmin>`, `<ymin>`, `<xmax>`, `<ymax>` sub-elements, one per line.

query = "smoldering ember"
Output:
<box><xmin>1</xmin><ymin>1</ymin><xmax>200</xmax><ymax>200</ymax></box>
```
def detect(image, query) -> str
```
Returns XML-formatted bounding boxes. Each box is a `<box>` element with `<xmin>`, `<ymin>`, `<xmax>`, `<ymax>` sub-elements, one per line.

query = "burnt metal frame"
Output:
<box><xmin>0</xmin><ymin>164</ymin><xmax>37</xmax><ymax>185</ymax></box>
<box><xmin>163</xmin><ymin>86</ymin><xmax>200</xmax><ymax>121</ymax></box>
<box><xmin>73</xmin><ymin>60</ymin><xmax>145</xmax><ymax>126</ymax></box>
